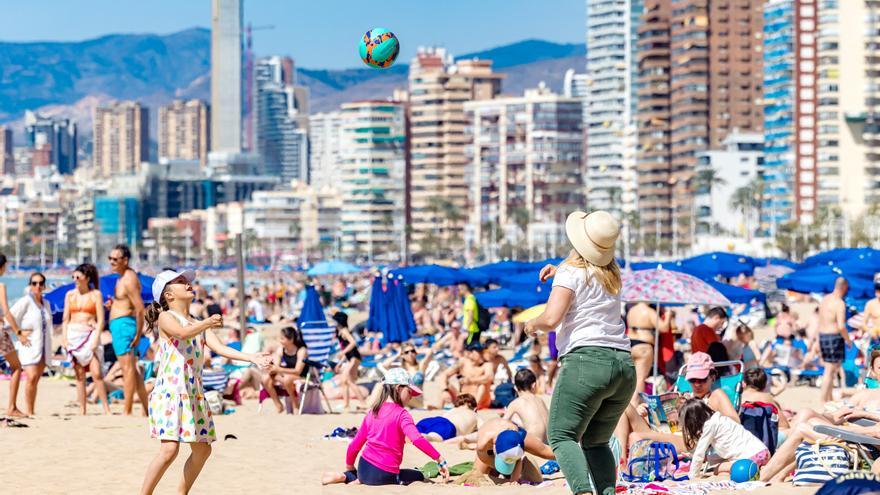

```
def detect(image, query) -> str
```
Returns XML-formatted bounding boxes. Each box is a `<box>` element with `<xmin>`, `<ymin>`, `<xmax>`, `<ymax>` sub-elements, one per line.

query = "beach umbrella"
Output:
<box><xmin>678</xmin><ymin>252</ymin><xmax>756</xmax><ymax>279</ymax></box>
<box><xmin>306</xmin><ymin>260</ymin><xmax>362</xmax><ymax>277</ymax></box>
<box><xmin>776</xmin><ymin>265</ymin><xmax>875</xmax><ymax>298</ymax></box>
<box><xmin>44</xmin><ymin>272</ymin><xmax>156</xmax><ymax>324</ymax></box>
<box><xmin>457</xmin><ymin>268</ymin><xmax>491</xmax><ymax>287</ymax></box>
<box><xmin>803</xmin><ymin>248</ymin><xmax>880</xmax><ymax>267</ymax></box>
<box><xmin>383</xmin><ymin>276</ymin><xmax>415</xmax><ymax>344</ymax></box>
<box><xmin>297</xmin><ymin>286</ymin><xmax>327</xmax><ymax>326</ymax></box>
<box><xmin>366</xmin><ymin>276</ymin><xmax>386</xmax><ymax>334</ymax></box>
<box><xmin>622</xmin><ymin>268</ymin><xmax>732</xmax><ymax>379</ymax></box>
<box><xmin>391</xmin><ymin>264</ymin><xmax>472</xmax><ymax>286</ymax></box>
<box><xmin>498</xmin><ymin>271</ymin><xmax>552</xmax><ymax>291</ymax></box>
<box><xmin>706</xmin><ymin>280</ymin><xmax>766</xmax><ymax>305</ymax></box>
<box><xmin>395</xmin><ymin>276</ymin><xmax>418</xmax><ymax>338</ymax></box>
<box><xmin>475</xmin><ymin>288</ymin><xmax>548</xmax><ymax>309</ymax></box>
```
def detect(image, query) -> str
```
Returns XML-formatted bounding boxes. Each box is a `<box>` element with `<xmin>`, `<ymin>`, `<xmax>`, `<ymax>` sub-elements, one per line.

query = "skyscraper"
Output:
<box><xmin>254</xmin><ymin>56</ymin><xmax>310</xmax><ymax>183</ymax></box>
<box><xmin>465</xmin><ymin>85</ymin><xmax>585</xmax><ymax>260</ymax></box>
<box><xmin>636</xmin><ymin>0</ymin><xmax>764</xmax><ymax>252</ymax></box>
<box><xmin>339</xmin><ymin>101</ymin><xmax>406</xmax><ymax>262</ymax></box>
<box><xmin>584</xmin><ymin>0</ymin><xmax>642</xmax><ymax>216</ymax></box>
<box><xmin>762</xmin><ymin>0</ymin><xmax>818</xmax><ymax>231</ymax></box>
<box><xmin>93</xmin><ymin>101</ymin><xmax>149</xmax><ymax>177</ymax></box>
<box><xmin>309</xmin><ymin>111</ymin><xmax>344</xmax><ymax>189</ymax></box>
<box><xmin>407</xmin><ymin>48</ymin><xmax>503</xmax><ymax>254</ymax></box>
<box><xmin>0</xmin><ymin>127</ymin><xmax>12</xmax><ymax>175</ymax></box>
<box><xmin>158</xmin><ymin>100</ymin><xmax>210</xmax><ymax>166</ymax></box>
<box><xmin>211</xmin><ymin>0</ymin><xmax>243</xmax><ymax>152</ymax></box>
<box><xmin>815</xmin><ymin>0</ymin><xmax>879</xmax><ymax>218</ymax></box>
<box><xmin>24</xmin><ymin>110</ymin><xmax>78</xmax><ymax>174</ymax></box>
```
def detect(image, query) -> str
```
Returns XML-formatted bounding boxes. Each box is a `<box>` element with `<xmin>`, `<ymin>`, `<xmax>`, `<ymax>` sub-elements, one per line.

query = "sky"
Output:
<box><xmin>0</xmin><ymin>0</ymin><xmax>585</xmax><ymax>69</ymax></box>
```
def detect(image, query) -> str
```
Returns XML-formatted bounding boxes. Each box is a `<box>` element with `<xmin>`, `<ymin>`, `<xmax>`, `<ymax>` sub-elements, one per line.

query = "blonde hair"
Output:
<box><xmin>562</xmin><ymin>249</ymin><xmax>622</xmax><ymax>295</ymax></box>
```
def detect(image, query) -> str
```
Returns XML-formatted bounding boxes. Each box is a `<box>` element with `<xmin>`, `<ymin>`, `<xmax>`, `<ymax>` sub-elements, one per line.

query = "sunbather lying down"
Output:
<box><xmin>760</xmin><ymin>402</ymin><xmax>880</xmax><ymax>482</ymax></box>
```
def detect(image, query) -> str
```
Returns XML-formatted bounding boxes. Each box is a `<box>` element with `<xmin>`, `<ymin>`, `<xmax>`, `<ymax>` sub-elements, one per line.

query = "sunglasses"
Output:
<box><xmin>107</xmin><ymin>255</ymin><xmax>127</xmax><ymax>262</ymax></box>
<box><xmin>403</xmin><ymin>350</ymin><xmax>416</xmax><ymax>355</ymax></box>
<box><xmin>30</xmin><ymin>280</ymin><xmax>46</xmax><ymax>287</ymax></box>
<box><xmin>688</xmin><ymin>377</ymin><xmax>708</xmax><ymax>385</ymax></box>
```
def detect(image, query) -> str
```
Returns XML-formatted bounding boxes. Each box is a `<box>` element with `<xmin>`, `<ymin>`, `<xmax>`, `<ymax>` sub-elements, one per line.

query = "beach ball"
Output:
<box><xmin>358</xmin><ymin>28</ymin><xmax>400</xmax><ymax>69</ymax></box>
<box><xmin>730</xmin><ymin>459</ymin><xmax>760</xmax><ymax>483</ymax></box>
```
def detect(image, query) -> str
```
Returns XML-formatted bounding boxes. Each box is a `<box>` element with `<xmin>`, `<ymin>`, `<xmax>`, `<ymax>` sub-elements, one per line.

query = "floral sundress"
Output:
<box><xmin>148</xmin><ymin>310</ymin><xmax>216</xmax><ymax>443</ymax></box>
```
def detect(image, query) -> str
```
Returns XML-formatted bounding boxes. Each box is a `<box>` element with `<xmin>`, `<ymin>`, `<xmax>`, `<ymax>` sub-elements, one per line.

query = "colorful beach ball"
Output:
<box><xmin>358</xmin><ymin>28</ymin><xmax>400</xmax><ymax>69</ymax></box>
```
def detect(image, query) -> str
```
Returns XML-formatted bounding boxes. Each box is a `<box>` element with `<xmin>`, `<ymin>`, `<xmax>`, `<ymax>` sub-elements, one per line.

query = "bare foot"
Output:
<box><xmin>275</xmin><ymin>403</ymin><xmax>284</xmax><ymax>414</ymax></box>
<box><xmin>321</xmin><ymin>472</ymin><xmax>348</xmax><ymax>485</ymax></box>
<box><xmin>7</xmin><ymin>408</ymin><xmax>28</xmax><ymax>418</ymax></box>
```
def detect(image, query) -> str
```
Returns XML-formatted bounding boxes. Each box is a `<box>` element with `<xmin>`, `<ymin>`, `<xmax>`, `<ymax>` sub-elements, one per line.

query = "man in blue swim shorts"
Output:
<box><xmin>107</xmin><ymin>244</ymin><xmax>149</xmax><ymax>416</ymax></box>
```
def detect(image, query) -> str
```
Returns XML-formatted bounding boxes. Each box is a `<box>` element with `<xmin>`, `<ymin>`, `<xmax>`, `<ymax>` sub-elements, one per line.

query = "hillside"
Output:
<box><xmin>0</xmin><ymin>28</ymin><xmax>586</xmax><ymax>125</ymax></box>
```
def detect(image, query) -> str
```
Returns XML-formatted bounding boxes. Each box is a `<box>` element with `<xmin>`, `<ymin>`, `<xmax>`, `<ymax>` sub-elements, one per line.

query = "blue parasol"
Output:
<box><xmin>306</xmin><ymin>261</ymin><xmax>363</xmax><ymax>276</ymax></box>
<box><xmin>367</xmin><ymin>276</ymin><xmax>385</xmax><ymax>334</ymax></box>
<box><xmin>391</xmin><ymin>264</ymin><xmax>473</xmax><ymax>286</ymax></box>
<box><xmin>394</xmin><ymin>275</ymin><xmax>418</xmax><ymax>338</ymax></box>
<box><xmin>678</xmin><ymin>252</ymin><xmax>756</xmax><ymax>279</ymax></box>
<box><xmin>44</xmin><ymin>272</ymin><xmax>156</xmax><ymax>324</ymax></box>
<box><xmin>475</xmin><ymin>288</ymin><xmax>549</xmax><ymax>308</ymax></box>
<box><xmin>297</xmin><ymin>286</ymin><xmax>327</xmax><ymax>326</ymax></box>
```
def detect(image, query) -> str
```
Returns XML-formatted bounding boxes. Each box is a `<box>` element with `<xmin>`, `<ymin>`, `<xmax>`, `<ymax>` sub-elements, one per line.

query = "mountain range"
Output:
<box><xmin>0</xmin><ymin>28</ymin><xmax>586</xmax><ymax>133</ymax></box>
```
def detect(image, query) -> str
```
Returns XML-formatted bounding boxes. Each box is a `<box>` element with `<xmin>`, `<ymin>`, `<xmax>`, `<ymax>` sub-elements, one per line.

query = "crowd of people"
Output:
<box><xmin>3</xmin><ymin>209</ymin><xmax>880</xmax><ymax>494</ymax></box>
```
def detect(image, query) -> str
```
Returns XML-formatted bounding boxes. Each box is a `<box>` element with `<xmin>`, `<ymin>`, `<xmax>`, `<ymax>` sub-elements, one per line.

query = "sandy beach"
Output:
<box><xmin>0</xmin><ymin>371</ymin><xmax>822</xmax><ymax>495</ymax></box>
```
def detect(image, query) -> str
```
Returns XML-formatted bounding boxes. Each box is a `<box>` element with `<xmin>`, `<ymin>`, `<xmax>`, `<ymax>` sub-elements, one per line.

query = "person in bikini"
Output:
<box><xmin>107</xmin><ymin>244</ymin><xmax>149</xmax><ymax>416</ymax></box>
<box><xmin>626</xmin><ymin>302</ymin><xmax>672</xmax><ymax>399</ymax></box>
<box><xmin>818</xmin><ymin>277</ymin><xmax>851</xmax><ymax>404</ymax></box>
<box><xmin>62</xmin><ymin>263</ymin><xmax>111</xmax><ymax>415</ymax></box>
<box><xmin>440</xmin><ymin>341</ymin><xmax>494</xmax><ymax>409</ymax></box>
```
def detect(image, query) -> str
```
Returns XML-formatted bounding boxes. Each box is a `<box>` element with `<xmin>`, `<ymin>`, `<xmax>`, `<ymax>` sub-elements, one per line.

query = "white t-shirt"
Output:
<box><xmin>247</xmin><ymin>299</ymin><xmax>265</xmax><ymax>322</ymax></box>
<box><xmin>552</xmin><ymin>263</ymin><xmax>629</xmax><ymax>356</ymax></box>
<box><xmin>690</xmin><ymin>412</ymin><xmax>767</xmax><ymax>478</ymax></box>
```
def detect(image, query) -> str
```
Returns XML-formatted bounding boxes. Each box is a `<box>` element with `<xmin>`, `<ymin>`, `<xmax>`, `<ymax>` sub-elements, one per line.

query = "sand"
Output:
<box><xmin>0</xmin><ymin>374</ymin><xmax>823</xmax><ymax>495</ymax></box>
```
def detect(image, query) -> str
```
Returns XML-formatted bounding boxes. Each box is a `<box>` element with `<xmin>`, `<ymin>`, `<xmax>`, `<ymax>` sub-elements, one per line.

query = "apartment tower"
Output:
<box><xmin>407</xmin><ymin>48</ymin><xmax>503</xmax><ymax>255</ymax></box>
<box><xmin>211</xmin><ymin>0</ymin><xmax>243</xmax><ymax>152</ymax></box>
<box><xmin>93</xmin><ymin>101</ymin><xmax>149</xmax><ymax>177</ymax></box>
<box><xmin>158</xmin><ymin>100</ymin><xmax>210</xmax><ymax>166</ymax></box>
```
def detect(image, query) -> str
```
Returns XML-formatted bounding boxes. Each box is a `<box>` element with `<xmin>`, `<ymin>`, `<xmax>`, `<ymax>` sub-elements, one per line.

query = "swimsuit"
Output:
<box><xmin>629</xmin><ymin>327</ymin><xmax>654</xmax><ymax>349</ymax></box>
<box><xmin>416</xmin><ymin>416</ymin><xmax>457</xmax><ymax>440</ymax></box>
<box><xmin>109</xmin><ymin>316</ymin><xmax>138</xmax><ymax>356</ymax></box>
<box><xmin>338</xmin><ymin>331</ymin><xmax>362</xmax><ymax>361</ymax></box>
<box><xmin>819</xmin><ymin>333</ymin><xmax>846</xmax><ymax>364</ymax></box>
<box><xmin>279</xmin><ymin>348</ymin><xmax>309</xmax><ymax>376</ymax></box>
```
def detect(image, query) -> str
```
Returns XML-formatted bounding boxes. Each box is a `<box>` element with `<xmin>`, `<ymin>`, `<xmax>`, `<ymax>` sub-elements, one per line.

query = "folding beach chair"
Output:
<box><xmin>674</xmin><ymin>360</ymin><xmax>744</xmax><ymax>409</ymax></box>
<box><xmin>296</xmin><ymin>319</ymin><xmax>337</xmax><ymax>414</ymax></box>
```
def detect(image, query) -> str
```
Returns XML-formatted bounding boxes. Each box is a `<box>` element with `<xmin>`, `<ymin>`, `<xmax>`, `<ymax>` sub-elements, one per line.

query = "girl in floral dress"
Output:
<box><xmin>140</xmin><ymin>269</ymin><xmax>271</xmax><ymax>495</ymax></box>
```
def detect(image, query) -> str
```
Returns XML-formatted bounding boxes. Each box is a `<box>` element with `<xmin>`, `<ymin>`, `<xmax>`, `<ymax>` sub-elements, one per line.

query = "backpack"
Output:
<box><xmin>740</xmin><ymin>401</ymin><xmax>779</xmax><ymax>456</ymax></box>
<box><xmin>476</xmin><ymin>302</ymin><xmax>491</xmax><ymax>332</ymax></box>
<box><xmin>621</xmin><ymin>440</ymin><xmax>688</xmax><ymax>482</ymax></box>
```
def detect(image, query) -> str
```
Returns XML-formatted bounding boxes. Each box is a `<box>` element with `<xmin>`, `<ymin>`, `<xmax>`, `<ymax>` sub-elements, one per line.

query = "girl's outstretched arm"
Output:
<box><xmin>205</xmin><ymin>329</ymin><xmax>272</xmax><ymax>369</ymax></box>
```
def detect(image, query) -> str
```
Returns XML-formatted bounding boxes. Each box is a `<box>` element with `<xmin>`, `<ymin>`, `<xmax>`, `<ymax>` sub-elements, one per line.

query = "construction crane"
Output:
<box><xmin>244</xmin><ymin>23</ymin><xmax>276</xmax><ymax>151</ymax></box>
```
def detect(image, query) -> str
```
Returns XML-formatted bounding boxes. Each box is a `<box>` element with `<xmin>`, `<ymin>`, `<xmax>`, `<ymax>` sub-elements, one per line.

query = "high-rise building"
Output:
<box><xmin>254</xmin><ymin>56</ymin><xmax>310</xmax><ymax>183</ymax></box>
<box><xmin>584</xmin><ymin>0</ymin><xmax>642</xmax><ymax>216</ymax></box>
<box><xmin>211</xmin><ymin>0</ymin><xmax>243</xmax><ymax>152</ymax></box>
<box><xmin>761</xmin><ymin>0</ymin><xmax>818</xmax><ymax>231</ymax></box>
<box><xmin>93</xmin><ymin>101</ymin><xmax>149</xmax><ymax>177</ymax></box>
<box><xmin>465</xmin><ymin>85</ymin><xmax>585</xmax><ymax>260</ymax></box>
<box><xmin>309</xmin><ymin>111</ymin><xmax>344</xmax><ymax>189</ymax></box>
<box><xmin>339</xmin><ymin>100</ymin><xmax>406</xmax><ymax>262</ymax></box>
<box><xmin>815</xmin><ymin>0</ymin><xmax>880</xmax><ymax>218</ymax></box>
<box><xmin>636</xmin><ymin>0</ymin><xmax>764</xmax><ymax>252</ymax></box>
<box><xmin>23</xmin><ymin>110</ymin><xmax>77</xmax><ymax>174</ymax></box>
<box><xmin>158</xmin><ymin>100</ymin><xmax>210</xmax><ymax>166</ymax></box>
<box><xmin>0</xmin><ymin>127</ymin><xmax>13</xmax><ymax>175</ymax></box>
<box><xmin>407</xmin><ymin>48</ymin><xmax>503</xmax><ymax>254</ymax></box>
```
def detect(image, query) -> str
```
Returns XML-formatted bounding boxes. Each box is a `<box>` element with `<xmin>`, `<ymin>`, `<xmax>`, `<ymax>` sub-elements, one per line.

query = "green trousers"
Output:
<box><xmin>548</xmin><ymin>346</ymin><xmax>635</xmax><ymax>495</ymax></box>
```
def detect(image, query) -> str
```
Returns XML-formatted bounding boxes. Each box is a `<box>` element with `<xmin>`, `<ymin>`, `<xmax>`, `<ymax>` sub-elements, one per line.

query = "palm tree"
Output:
<box><xmin>729</xmin><ymin>186</ymin><xmax>756</xmax><ymax>240</ymax></box>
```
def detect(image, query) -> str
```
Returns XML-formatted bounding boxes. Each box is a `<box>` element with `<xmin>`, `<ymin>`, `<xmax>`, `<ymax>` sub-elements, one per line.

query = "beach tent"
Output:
<box><xmin>306</xmin><ymin>261</ymin><xmax>362</xmax><ymax>277</ymax></box>
<box><xmin>44</xmin><ymin>272</ymin><xmax>156</xmax><ymax>324</ymax></box>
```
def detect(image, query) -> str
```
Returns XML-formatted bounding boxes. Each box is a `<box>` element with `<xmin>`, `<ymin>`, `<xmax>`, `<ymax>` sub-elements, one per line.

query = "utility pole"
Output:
<box><xmin>236</xmin><ymin>233</ymin><xmax>246</xmax><ymax>340</ymax></box>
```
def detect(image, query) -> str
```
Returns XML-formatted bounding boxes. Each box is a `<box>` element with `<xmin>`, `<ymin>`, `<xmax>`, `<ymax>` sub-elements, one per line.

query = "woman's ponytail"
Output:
<box><xmin>145</xmin><ymin>297</ymin><xmax>168</xmax><ymax>330</ymax></box>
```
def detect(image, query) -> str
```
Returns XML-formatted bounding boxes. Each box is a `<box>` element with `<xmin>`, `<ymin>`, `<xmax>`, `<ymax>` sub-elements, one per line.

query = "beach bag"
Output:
<box><xmin>622</xmin><ymin>440</ymin><xmax>687</xmax><ymax>482</ymax></box>
<box><xmin>793</xmin><ymin>441</ymin><xmax>856</xmax><ymax>486</ymax></box>
<box><xmin>740</xmin><ymin>401</ymin><xmax>779</xmax><ymax>456</ymax></box>
<box><xmin>490</xmin><ymin>382</ymin><xmax>517</xmax><ymax>408</ymax></box>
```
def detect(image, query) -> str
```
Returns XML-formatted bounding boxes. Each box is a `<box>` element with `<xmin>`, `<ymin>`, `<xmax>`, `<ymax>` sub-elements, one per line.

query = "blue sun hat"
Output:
<box><xmin>494</xmin><ymin>429</ymin><xmax>526</xmax><ymax>475</ymax></box>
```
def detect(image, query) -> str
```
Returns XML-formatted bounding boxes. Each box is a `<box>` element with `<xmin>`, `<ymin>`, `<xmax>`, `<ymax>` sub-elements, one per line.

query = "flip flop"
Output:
<box><xmin>1</xmin><ymin>418</ymin><xmax>29</xmax><ymax>428</ymax></box>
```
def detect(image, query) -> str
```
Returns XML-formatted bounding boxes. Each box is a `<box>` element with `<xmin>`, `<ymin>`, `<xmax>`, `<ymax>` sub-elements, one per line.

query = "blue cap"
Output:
<box><xmin>494</xmin><ymin>429</ymin><xmax>525</xmax><ymax>475</ymax></box>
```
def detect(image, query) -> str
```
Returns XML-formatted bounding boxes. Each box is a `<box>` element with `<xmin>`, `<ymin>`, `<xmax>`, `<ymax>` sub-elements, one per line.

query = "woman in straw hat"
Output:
<box><xmin>524</xmin><ymin>210</ymin><xmax>634</xmax><ymax>495</ymax></box>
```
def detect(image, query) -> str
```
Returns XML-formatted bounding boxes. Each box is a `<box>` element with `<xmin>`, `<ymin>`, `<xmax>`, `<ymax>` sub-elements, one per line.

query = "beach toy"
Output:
<box><xmin>358</xmin><ymin>28</ymin><xmax>400</xmax><ymax>68</ymax></box>
<box><xmin>730</xmin><ymin>459</ymin><xmax>759</xmax><ymax>482</ymax></box>
<box><xmin>540</xmin><ymin>460</ymin><xmax>560</xmax><ymax>475</ymax></box>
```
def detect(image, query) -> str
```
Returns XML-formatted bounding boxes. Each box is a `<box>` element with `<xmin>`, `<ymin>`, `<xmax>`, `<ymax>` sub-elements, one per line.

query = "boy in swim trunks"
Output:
<box><xmin>417</xmin><ymin>394</ymin><xmax>480</xmax><ymax>442</ymax></box>
<box><xmin>818</xmin><ymin>277</ymin><xmax>850</xmax><ymax>404</ymax></box>
<box><xmin>107</xmin><ymin>244</ymin><xmax>149</xmax><ymax>416</ymax></box>
<box><xmin>503</xmin><ymin>369</ymin><xmax>550</xmax><ymax>443</ymax></box>
<box><xmin>468</xmin><ymin>417</ymin><xmax>555</xmax><ymax>483</ymax></box>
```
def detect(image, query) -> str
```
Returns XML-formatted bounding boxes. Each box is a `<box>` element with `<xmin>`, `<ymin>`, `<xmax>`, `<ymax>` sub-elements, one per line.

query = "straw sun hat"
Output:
<box><xmin>564</xmin><ymin>210</ymin><xmax>620</xmax><ymax>267</ymax></box>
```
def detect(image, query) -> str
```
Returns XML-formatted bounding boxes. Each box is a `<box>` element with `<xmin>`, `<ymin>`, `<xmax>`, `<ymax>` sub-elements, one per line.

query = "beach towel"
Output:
<box><xmin>66</xmin><ymin>323</ymin><xmax>97</xmax><ymax>367</ymax></box>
